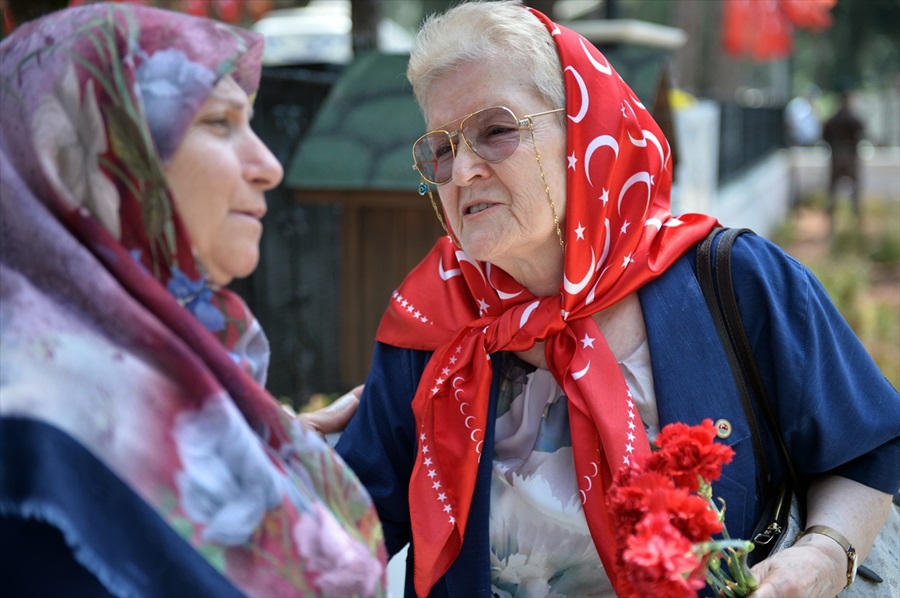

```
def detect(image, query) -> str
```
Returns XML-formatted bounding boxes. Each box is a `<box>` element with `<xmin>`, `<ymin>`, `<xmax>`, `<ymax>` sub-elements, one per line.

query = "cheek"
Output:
<box><xmin>437</xmin><ymin>188</ymin><xmax>460</xmax><ymax>225</ymax></box>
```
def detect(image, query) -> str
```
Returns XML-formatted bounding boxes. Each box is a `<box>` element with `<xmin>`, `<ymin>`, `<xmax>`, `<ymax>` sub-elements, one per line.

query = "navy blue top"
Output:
<box><xmin>337</xmin><ymin>233</ymin><xmax>900</xmax><ymax>597</ymax></box>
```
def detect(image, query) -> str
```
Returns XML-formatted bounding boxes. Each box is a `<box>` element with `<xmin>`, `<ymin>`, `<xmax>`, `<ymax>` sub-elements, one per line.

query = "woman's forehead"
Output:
<box><xmin>424</xmin><ymin>61</ymin><xmax>542</xmax><ymax>129</ymax></box>
<box><xmin>207</xmin><ymin>76</ymin><xmax>247</xmax><ymax>104</ymax></box>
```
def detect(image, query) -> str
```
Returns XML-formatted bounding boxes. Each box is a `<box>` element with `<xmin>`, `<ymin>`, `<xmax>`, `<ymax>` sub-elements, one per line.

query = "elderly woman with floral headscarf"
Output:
<box><xmin>0</xmin><ymin>3</ymin><xmax>385</xmax><ymax>596</ymax></box>
<box><xmin>333</xmin><ymin>1</ymin><xmax>899</xmax><ymax>597</ymax></box>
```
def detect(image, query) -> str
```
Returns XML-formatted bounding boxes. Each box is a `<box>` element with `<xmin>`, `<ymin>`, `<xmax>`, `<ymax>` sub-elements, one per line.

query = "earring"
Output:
<box><xmin>418</xmin><ymin>182</ymin><xmax>428</xmax><ymax>196</ymax></box>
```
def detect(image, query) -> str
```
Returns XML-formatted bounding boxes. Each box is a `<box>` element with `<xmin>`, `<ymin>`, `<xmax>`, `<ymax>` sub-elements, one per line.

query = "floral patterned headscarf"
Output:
<box><xmin>0</xmin><ymin>4</ymin><xmax>385</xmax><ymax>596</ymax></box>
<box><xmin>377</xmin><ymin>7</ymin><xmax>718</xmax><ymax>596</ymax></box>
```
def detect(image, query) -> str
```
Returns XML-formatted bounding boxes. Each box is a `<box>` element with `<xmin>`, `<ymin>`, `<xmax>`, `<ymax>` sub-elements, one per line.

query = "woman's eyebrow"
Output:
<box><xmin>206</xmin><ymin>95</ymin><xmax>254</xmax><ymax>119</ymax></box>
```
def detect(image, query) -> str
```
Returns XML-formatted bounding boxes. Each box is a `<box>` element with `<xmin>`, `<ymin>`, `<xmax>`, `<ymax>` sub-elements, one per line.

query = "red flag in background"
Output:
<box><xmin>780</xmin><ymin>0</ymin><xmax>835</xmax><ymax>31</ymax></box>
<box><xmin>723</xmin><ymin>0</ymin><xmax>836</xmax><ymax>61</ymax></box>
<box><xmin>214</xmin><ymin>0</ymin><xmax>241</xmax><ymax>24</ymax></box>
<box><xmin>182</xmin><ymin>0</ymin><xmax>208</xmax><ymax>18</ymax></box>
<box><xmin>245</xmin><ymin>0</ymin><xmax>274</xmax><ymax>21</ymax></box>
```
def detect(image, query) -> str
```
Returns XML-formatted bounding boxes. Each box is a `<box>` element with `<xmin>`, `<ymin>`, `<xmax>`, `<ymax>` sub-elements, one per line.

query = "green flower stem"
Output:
<box><xmin>698</xmin><ymin>477</ymin><xmax>759</xmax><ymax>596</ymax></box>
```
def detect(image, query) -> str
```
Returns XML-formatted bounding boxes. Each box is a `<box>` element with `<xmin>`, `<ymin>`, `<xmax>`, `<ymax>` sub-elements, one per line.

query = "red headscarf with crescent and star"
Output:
<box><xmin>376</xmin><ymin>7</ymin><xmax>718</xmax><ymax>597</ymax></box>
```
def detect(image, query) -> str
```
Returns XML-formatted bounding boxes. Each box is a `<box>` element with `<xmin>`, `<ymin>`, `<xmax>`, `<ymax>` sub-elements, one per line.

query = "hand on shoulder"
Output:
<box><xmin>298</xmin><ymin>385</ymin><xmax>363</xmax><ymax>435</ymax></box>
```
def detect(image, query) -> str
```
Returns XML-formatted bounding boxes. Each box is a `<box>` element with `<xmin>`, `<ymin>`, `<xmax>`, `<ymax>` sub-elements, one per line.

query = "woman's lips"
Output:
<box><xmin>465</xmin><ymin>202</ymin><xmax>493</xmax><ymax>215</ymax></box>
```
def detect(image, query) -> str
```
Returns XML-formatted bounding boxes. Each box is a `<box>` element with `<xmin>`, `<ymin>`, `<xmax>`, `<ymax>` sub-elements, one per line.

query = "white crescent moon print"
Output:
<box><xmin>618</xmin><ymin>171</ymin><xmax>652</xmax><ymax>217</ymax></box>
<box><xmin>580</xmin><ymin>38</ymin><xmax>611</xmax><ymax>75</ymax></box>
<box><xmin>565</xmin><ymin>66</ymin><xmax>589</xmax><ymax>123</ymax></box>
<box><xmin>438</xmin><ymin>260</ymin><xmax>461</xmax><ymax>280</ymax></box>
<box><xmin>455</xmin><ymin>250</ymin><xmax>485</xmax><ymax>281</ymax></box>
<box><xmin>486</xmin><ymin>263</ymin><xmax>523</xmax><ymax>300</ymax></box>
<box><xmin>584</xmin><ymin>135</ymin><xmax>619</xmax><ymax>187</ymax></box>
<box><xmin>563</xmin><ymin>247</ymin><xmax>596</xmax><ymax>294</ymax></box>
<box><xmin>572</xmin><ymin>361</ymin><xmax>591</xmax><ymax>380</ymax></box>
<box><xmin>519</xmin><ymin>300</ymin><xmax>541</xmax><ymax>329</ymax></box>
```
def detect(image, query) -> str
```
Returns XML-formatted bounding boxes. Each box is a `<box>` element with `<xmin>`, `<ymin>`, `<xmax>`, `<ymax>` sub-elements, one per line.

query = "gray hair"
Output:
<box><xmin>407</xmin><ymin>0</ymin><xmax>565</xmax><ymax>120</ymax></box>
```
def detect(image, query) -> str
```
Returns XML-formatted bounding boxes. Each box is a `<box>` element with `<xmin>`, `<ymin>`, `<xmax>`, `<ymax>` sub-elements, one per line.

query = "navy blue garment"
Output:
<box><xmin>337</xmin><ymin>233</ymin><xmax>900</xmax><ymax>596</ymax></box>
<box><xmin>0</xmin><ymin>418</ymin><xmax>245</xmax><ymax>598</ymax></box>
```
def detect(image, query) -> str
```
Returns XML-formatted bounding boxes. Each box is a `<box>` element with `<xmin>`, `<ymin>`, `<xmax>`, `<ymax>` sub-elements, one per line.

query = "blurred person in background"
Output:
<box><xmin>822</xmin><ymin>89</ymin><xmax>866</xmax><ymax>235</ymax></box>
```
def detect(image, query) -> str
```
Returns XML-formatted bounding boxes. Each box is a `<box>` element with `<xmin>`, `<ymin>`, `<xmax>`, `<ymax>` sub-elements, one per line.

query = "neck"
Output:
<box><xmin>494</xmin><ymin>240</ymin><xmax>565</xmax><ymax>297</ymax></box>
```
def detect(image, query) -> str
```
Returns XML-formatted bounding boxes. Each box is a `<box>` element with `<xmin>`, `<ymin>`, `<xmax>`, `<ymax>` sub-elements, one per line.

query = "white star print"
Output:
<box><xmin>443</xmin><ymin>504</ymin><xmax>452</xmax><ymax>513</ymax></box>
<box><xmin>431</xmin><ymin>386</ymin><xmax>439</xmax><ymax>395</ymax></box>
<box><xmin>574</xmin><ymin>222</ymin><xmax>586</xmax><ymax>240</ymax></box>
<box><xmin>401</xmin><ymin>299</ymin><xmax>409</xmax><ymax>308</ymax></box>
<box><xmin>620</xmin><ymin>220</ymin><xmax>630</xmax><ymax>234</ymax></box>
<box><xmin>622</xmin><ymin>254</ymin><xmax>633</xmax><ymax>268</ymax></box>
<box><xmin>437</xmin><ymin>492</ymin><xmax>447</xmax><ymax>501</ymax></box>
<box><xmin>427</xmin><ymin>469</ymin><xmax>436</xmax><ymax>478</ymax></box>
<box><xmin>432</xmin><ymin>481</ymin><xmax>442</xmax><ymax>490</ymax></box>
<box><xmin>627</xmin><ymin>432</ymin><xmax>636</xmax><ymax>442</ymax></box>
<box><xmin>441</xmin><ymin>367</ymin><xmax>450</xmax><ymax>376</ymax></box>
<box><xmin>449</xmin><ymin>356</ymin><xmax>458</xmax><ymax>365</ymax></box>
<box><xmin>414</xmin><ymin>310</ymin><xmax>421</xmax><ymax>319</ymax></box>
<box><xmin>424</xmin><ymin>457</ymin><xmax>432</xmax><ymax>466</ymax></box>
<box><xmin>599</xmin><ymin>188</ymin><xmax>609</xmax><ymax>205</ymax></box>
<box><xmin>449</xmin><ymin>515</ymin><xmax>456</xmax><ymax>525</ymax></box>
<box><xmin>567</xmin><ymin>152</ymin><xmax>577</xmax><ymax>170</ymax></box>
<box><xmin>581</xmin><ymin>334</ymin><xmax>595</xmax><ymax>349</ymax></box>
<box><xmin>478</xmin><ymin>298</ymin><xmax>490</xmax><ymax>313</ymax></box>
<box><xmin>420</xmin><ymin>433</ymin><xmax>426</xmax><ymax>441</ymax></box>
<box><xmin>422</xmin><ymin>445</ymin><xmax>430</xmax><ymax>454</ymax></box>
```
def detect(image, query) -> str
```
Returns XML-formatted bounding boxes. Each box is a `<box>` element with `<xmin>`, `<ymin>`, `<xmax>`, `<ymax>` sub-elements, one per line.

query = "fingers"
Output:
<box><xmin>298</xmin><ymin>388</ymin><xmax>361</xmax><ymax>435</ymax></box>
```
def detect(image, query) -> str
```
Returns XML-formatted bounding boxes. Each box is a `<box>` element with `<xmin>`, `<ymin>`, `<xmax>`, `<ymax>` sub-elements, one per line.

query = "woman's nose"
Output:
<box><xmin>451</xmin><ymin>139</ymin><xmax>490</xmax><ymax>186</ymax></box>
<box><xmin>244</xmin><ymin>131</ymin><xmax>284</xmax><ymax>191</ymax></box>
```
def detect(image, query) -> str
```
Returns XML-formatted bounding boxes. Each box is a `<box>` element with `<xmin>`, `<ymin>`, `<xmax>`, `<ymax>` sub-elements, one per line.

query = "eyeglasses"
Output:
<box><xmin>412</xmin><ymin>106</ymin><xmax>565</xmax><ymax>186</ymax></box>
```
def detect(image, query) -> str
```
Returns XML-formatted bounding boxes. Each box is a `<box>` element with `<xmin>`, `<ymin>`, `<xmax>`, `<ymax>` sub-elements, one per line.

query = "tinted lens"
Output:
<box><xmin>414</xmin><ymin>132</ymin><xmax>454</xmax><ymax>184</ymax></box>
<box><xmin>462</xmin><ymin>107</ymin><xmax>521</xmax><ymax>162</ymax></box>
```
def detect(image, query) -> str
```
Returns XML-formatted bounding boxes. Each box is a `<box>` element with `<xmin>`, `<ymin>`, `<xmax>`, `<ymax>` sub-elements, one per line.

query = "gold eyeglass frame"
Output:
<box><xmin>411</xmin><ymin>106</ymin><xmax>565</xmax><ymax>185</ymax></box>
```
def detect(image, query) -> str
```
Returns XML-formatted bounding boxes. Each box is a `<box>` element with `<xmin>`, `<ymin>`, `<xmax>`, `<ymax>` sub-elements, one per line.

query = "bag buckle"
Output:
<box><xmin>753</xmin><ymin>522</ymin><xmax>784</xmax><ymax>546</ymax></box>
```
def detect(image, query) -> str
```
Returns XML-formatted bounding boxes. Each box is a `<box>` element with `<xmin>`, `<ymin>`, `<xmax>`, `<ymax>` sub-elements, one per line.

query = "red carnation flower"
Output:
<box><xmin>646</xmin><ymin>419</ymin><xmax>734</xmax><ymax>491</ymax></box>
<box><xmin>623</xmin><ymin>513</ymin><xmax>705</xmax><ymax>597</ymax></box>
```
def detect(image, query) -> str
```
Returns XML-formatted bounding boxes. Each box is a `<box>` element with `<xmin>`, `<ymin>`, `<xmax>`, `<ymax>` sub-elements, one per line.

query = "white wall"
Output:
<box><xmin>672</xmin><ymin>99</ymin><xmax>720</xmax><ymax>216</ymax></box>
<box><xmin>712</xmin><ymin>151</ymin><xmax>792</xmax><ymax>238</ymax></box>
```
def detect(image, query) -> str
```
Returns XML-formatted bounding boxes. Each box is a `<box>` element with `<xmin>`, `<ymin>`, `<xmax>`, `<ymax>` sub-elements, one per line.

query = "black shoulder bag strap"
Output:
<box><xmin>696</xmin><ymin>227</ymin><xmax>799</xmax><ymax>555</ymax></box>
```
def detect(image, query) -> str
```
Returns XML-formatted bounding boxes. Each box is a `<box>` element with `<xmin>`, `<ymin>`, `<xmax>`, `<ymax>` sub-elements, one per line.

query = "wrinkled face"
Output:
<box><xmin>164</xmin><ymin>76</ymin><xmax>283</xmax><ymax>287</ymax></box>
<box><xmin>425</xmin><ymin>58</ymin><xmax>567</xmax><ymax>283</ymax></box>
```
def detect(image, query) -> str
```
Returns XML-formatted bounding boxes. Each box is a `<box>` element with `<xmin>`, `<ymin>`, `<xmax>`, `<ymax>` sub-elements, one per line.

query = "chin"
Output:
<box><xmin>213</xmin><ymin>249</ymin><xmax>259</xmax><ymax>285</ymax></box>
<box><xmin>461</xmin><ymin>236</ymin><xmax>502</xmax><ymax>264</ymax></box>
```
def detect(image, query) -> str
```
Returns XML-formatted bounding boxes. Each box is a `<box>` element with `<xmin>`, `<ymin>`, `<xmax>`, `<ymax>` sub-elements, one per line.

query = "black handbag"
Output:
<box><xmin>696</xmin><ymin>227</ymin><xmax>891</xmax><ymax>592</ymax></box>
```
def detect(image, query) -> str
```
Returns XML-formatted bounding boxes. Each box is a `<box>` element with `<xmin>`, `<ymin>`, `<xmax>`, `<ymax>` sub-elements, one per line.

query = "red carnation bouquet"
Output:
<box><xmin>607</xmin><ymin>419</ymin><xmax>759</xmax><ymax>597</ymax></box>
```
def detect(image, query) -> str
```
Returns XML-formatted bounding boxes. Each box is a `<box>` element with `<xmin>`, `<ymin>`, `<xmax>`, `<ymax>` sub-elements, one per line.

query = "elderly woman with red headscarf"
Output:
<box><xmin>0</xmin><ymin>3</ymin><xmax>385</xmax><ymax>596</ymax></box>
<box><xmin>333</xmin><ymin>2</ymin><xmax>899</xmax><ymax>597</ymax></box>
